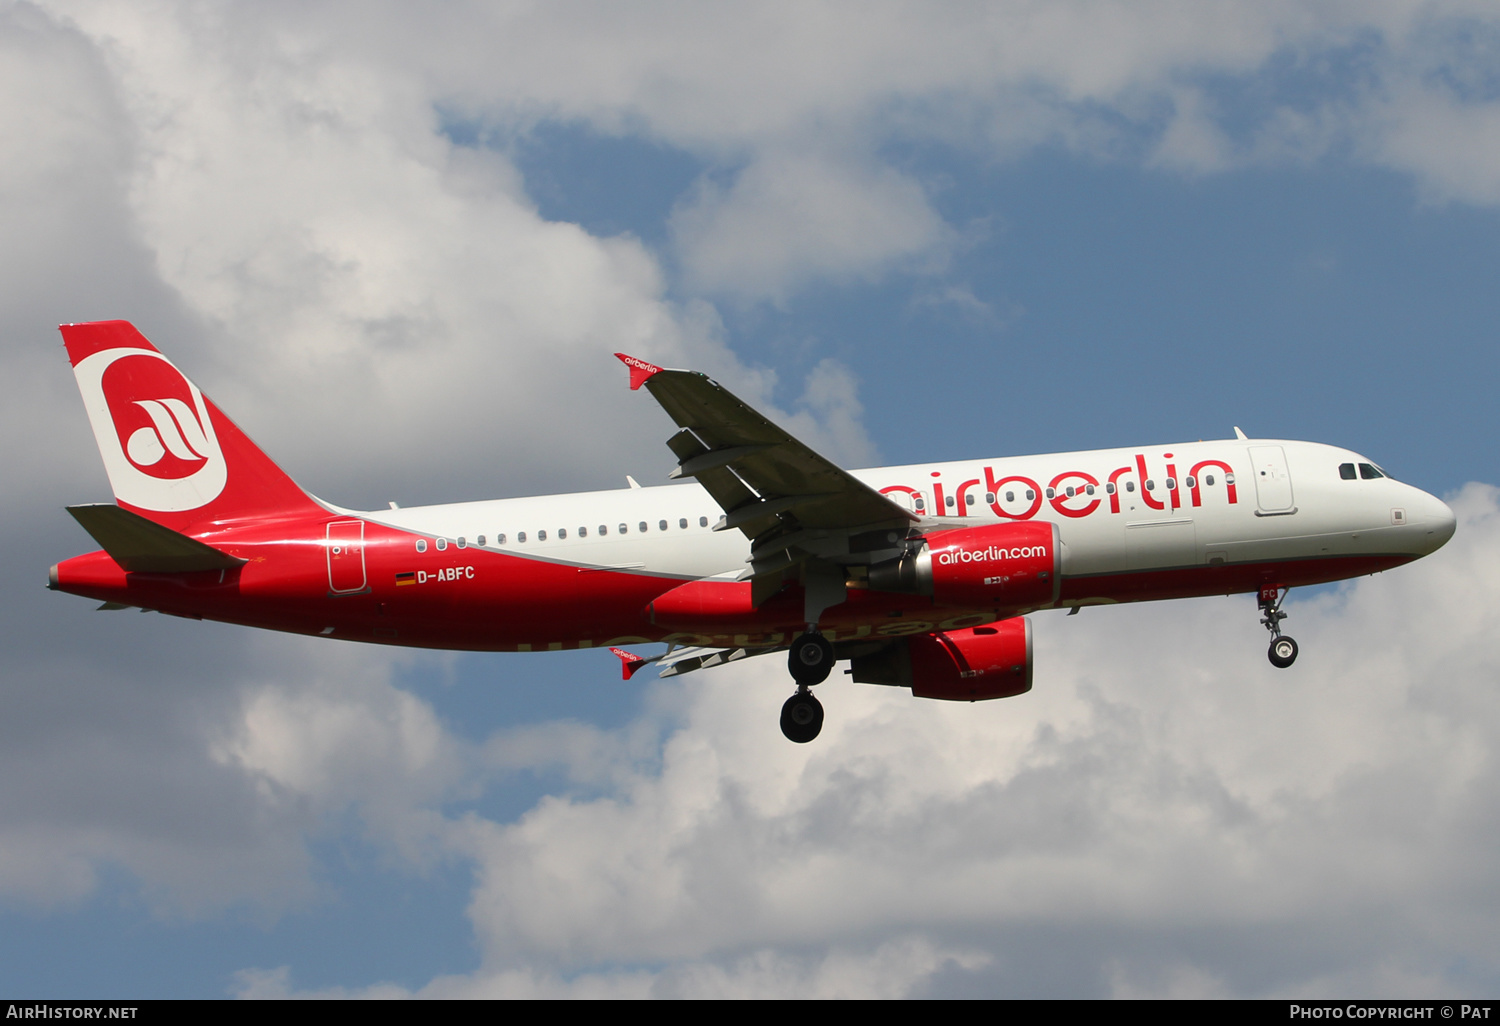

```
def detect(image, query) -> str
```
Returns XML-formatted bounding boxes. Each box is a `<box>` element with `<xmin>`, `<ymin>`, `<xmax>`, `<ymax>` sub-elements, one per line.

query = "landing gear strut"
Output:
<box><xmin>781</xmin><ymin>631</ymin><xmax>835</xmax><ymax>742</ymax></box>
<box><xmin>1259</xmin><ymin>585</ymin><xmax>1298</xmax><ymax>668</ymax></box>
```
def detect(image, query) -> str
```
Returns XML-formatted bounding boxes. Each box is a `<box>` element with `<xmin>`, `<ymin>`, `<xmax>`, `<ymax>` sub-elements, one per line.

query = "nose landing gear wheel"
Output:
<box><xmin>1258</xmin><ymin>585</ymin><xmax>1298</xmax><ymax>669</ymax></box>
<box><xmin>780</xmin><ymin>690</ymin><xmax>824</xmax><ymax>743</ymax></box>
<box><xmin>1268</xmin><ymin>636</ymin><xmax>1299</xmax><ymax>669</ymax></box>
<box><xmin>788</xmin><ymin>632</ymin><xmax>835</xmax><ymax>685</ymax></box>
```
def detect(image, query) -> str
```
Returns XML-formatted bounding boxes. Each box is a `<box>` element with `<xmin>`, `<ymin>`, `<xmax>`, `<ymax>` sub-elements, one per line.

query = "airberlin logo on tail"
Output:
<box><xmin>73</xmin><ymin>347</ymin><xmax>227</xmax><ymax>512</ymax></box>
<box><xmin>124</xmin><ymin>398</ymin><xmax>212</xmax><ymax>471</ymax></box>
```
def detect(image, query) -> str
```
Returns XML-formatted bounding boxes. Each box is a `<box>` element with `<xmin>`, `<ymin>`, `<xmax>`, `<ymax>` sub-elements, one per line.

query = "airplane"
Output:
<box><xmin>49</xmin><ymin>321</ymin><xmax>1457</xmax><ymax>743</ymax></box>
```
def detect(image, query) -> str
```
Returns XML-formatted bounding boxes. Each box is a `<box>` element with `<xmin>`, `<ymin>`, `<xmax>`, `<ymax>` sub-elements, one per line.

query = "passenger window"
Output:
<box><xmin>1205</xmin><ymin>474</ymin><xmax>1215</xmax><ymax>486</ymax></box>
<box><xmin>620</xmin><ymin>524</ymin><xmax>629</xmax><ymax>534</ymax></box>
<box><xmin>915</xmin><ymin>497</ymin><xmax>926</xmax><ymax>511</ymax></box>
<box><xmin>538</xmin><ymin>530</ymin><xmax>547</xmax><ymax>541</ymax></box>
<box><xmin>578</xmin><ymin>527</ymin><xmax>587</xmax><ymax>538</ymax></box>
<box><xmin>1105</xmin><ymin>483</ymin><xmax>1116</xmax><ymax>495</ymax></box>
<box><xmin>1183</xmin><ymin>478</ymin><xmax>1194</xmax><ymax>490</ymax></box>
<box><xmin>1085</xmin><ymin>484</ymin><xmax>1095</xmax><ymax>496</ymax></box>
<box><xmin>1126</xmin><ymin>481</ymin><xmax>1135</xmax><ymax>493</ymax></box>
<box><xmin>658</xmin><ymin>520</ymin><xmax>667</xmax><ymax>531</ymax></box>
<box><xmin>518</xmin><ymin>532</ymin><xmax>527</xmax><ymax>543</ymax></box>
<box><xmin>436</xmin><ymin>538</ymin><xmax>448</xmax><ymax>551</ymax></box>
<box><xmin>679</xmin><ymin>518</ymin><xmax>688</xmax><ymax>529</ymax></box>
<box><xmin>558</xmin><ymin>528</ymin><xmax>567</xmax><ymax>540</ymax></box>
<box><xmin>1359</xmin><ymin>463</ymin><xmax>1384</xmax><ymax>480</ymax></box>
<box><xmin>457</xmin><ymin>537</ymin><xmax>467</xmax><ymax>548</ymax></box>
<box><xmin>1225</xmin><ymin>473</ymin><xmax>1235</xmax><ymax>485</ymax></box>
<box><xmin>497</xmin><ymin>534</ymin><xmax>507</xmax><ymax>545</ymax></box>
<box><xmin>1005</xmin><ymin>491</ymin><xmax>1014</xmax><ymax>502</ymax></box>
<box><xmin>699</xmin><ymin>516</ymin><xmax>709</xmax><ymax>527</ymax></box>
<box><xmin>1166</xmin><ymin>478</ymin><xmax>1176</xmax><ymax>491</ymax></box>
<box><xmin>945</xmin><ymin>495</ymin><xmax>955</xmax><ymax>508</ymax></box>
<box><xmin>985</xmin><ymin>493</ymin><xmax>995</xmax><ymax>504</ymax></box>
<box><xmin>477</xmin><ymin>535</ymin><xmax>486</xmax><ymax>547</ymax></box>
<box><xmin>1045</xmin><ymin>488</ymin><xmax>1056</xmax><ymax>499</ymax></box>
<box><xmin>1025</xmin><ymin>489</ymin><xmax>1035</xmax><ymax>501</ymax></box>
<box><xmin>639</xmin><ymin>522</ymin><xmax>648</xmax><ymax>533</ymax></box>
<box><xmin>965</xmin><ymin>494</ymin><xmax>975</xmax><ymax>506</ymax></box>
<box><xmin>1340</xmin><ymin>463</ymin><xmax>1357</xmax><ymax>481</ymax></box>
<box><xmin>415</xmin><ymin>539</ymin><xmax>428</xmax><ymax>553</ymax></box>
<box><xmin>599</xmin><ymin>525</ymin><xmax>608</xmax><ymax>536</ymax></box>
<box><xmin>1145</xmin><ymin>480</ymin><xmax>1155</xmax><ymax>491</ymax></box>
<box><xmin>1065</xmin><ymin>486</ymin><xmax>1075</xmax><ymax>498</ymax></box>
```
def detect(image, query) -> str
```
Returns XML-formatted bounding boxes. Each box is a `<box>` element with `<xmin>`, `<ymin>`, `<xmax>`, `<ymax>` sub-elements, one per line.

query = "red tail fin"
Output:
<box><xmin>62</xmin><ymin>321</ymin><xmax>324</xmax><ymax>534</ymax></box>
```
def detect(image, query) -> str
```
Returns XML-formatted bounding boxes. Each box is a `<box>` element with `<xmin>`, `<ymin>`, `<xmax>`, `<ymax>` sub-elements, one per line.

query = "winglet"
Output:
<box><xmin>610</xmin><ymin>646</ymin><xmax>648</xmax><ymax>680</ymax></box>
<box><xmin>614</xmin><ymin>353</ymin><xmax>663</xmax><ymax>391</ymax></box>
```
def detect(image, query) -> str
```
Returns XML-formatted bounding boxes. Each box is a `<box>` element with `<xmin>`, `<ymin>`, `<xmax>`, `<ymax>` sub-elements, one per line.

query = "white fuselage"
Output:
<box><xmin>361</xmin><ymin>438</ymin><xmax>1455</xmax><ymax>590</ymax></box>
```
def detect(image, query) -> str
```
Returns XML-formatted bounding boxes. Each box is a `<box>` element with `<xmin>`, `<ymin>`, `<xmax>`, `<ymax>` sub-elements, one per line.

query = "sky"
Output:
<box><xmin>4</xmin><ymin>0</ymin><xmax>1500</xmax><ymax>998</ymax></box>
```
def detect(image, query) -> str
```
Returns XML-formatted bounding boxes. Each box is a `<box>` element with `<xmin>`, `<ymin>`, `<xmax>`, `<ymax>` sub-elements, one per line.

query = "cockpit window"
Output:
<box><xmin>1359</xmin><ymin>463</ymin><xmax>1385</xmax><ymax>480</ymax></box>
<box><xmin>1340</xmin><ymin>463</ymin><xmax>1357</xmax><ymax>480</ymax></box>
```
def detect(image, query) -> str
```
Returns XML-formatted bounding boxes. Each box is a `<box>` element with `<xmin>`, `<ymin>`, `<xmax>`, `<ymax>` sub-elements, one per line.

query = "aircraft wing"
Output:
<box><xmin>617</xmin><ymin>354</ymin><xmax>916</xmax><ymax>608</ymax></box>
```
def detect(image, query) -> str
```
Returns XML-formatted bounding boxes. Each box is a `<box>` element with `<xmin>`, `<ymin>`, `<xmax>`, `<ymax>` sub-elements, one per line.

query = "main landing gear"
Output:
<box><xmin>781</xmin><ymin>631</ymin><xmax>835</xmax><ymax>743</ymax></box>
<box><xmin>1259</xmin><ymin>585</ymin><xmax>1299</xmax><ymax>669</ymax></box>
<box><xmin>780</xmin><ymin>690</ymin><xmax>824</xmax><ymax>744</ymax></box>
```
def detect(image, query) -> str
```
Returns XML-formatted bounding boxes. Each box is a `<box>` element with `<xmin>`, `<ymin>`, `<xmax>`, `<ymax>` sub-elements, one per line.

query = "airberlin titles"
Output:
<box><xmin>380</xmin><ymin>451</ymin><xmax>1222</xmax><ymax>614</ymax></box>
<box><xmin>877</xmin><ymin>450</ymin><xmax>1238</xmax><ymax>521</ymax></box>
<box><xmin>936</xmin><ymin>544</ymin><xmax>1049</xmax><ymax>565</ymax></box>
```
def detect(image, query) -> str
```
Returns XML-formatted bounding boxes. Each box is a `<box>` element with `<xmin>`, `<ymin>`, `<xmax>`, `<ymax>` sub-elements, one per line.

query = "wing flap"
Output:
<box><xmin>657</xmin><ymin>645</ymin><xmax>770</xmax><ymax>678</ymax></box>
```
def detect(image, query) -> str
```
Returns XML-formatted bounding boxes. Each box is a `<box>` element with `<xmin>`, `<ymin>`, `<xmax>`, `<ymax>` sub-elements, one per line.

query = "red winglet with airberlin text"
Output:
<box><xmin>610</xmin><ymin>647</ymin><xmax>649</xmax><ymax>680</ymax></box>
<box><xmin>614</xmin><ymin>353</ymin><xmax>663</xmax><ymax>391</ymax></box>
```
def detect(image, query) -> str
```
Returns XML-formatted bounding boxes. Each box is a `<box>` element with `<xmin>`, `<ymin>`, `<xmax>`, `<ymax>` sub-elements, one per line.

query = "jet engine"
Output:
<box><xmin>849</xmin><ymin>618</ymin><xmax>1032</xmax><ymax>701</ymax></box>
<box><xmin>867</xmin><ymin>521</ymin><xmax>1061</xmax><ymax>609</ymax></box>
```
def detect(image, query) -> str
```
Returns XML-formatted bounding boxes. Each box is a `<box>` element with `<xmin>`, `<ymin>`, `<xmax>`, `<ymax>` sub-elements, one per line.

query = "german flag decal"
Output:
<box><xmin>395</xmin><ymin>571</ymin><xmax>416</xmax><ymax>586</ymax></box>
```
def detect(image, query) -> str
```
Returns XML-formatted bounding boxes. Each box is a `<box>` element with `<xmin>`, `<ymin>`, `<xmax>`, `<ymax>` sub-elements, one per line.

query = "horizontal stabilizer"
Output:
<box><xmin>66</xmin><ymin>504</ymin><xmax>246</xmax><ymax>573</ymax></box>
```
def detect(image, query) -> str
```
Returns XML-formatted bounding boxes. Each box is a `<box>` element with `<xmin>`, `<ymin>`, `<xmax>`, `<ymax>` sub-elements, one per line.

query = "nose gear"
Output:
<box><xmin>1259</xmin><ymin>585</ymin><xmax>1298</xmax><ymax>668</ymax></box>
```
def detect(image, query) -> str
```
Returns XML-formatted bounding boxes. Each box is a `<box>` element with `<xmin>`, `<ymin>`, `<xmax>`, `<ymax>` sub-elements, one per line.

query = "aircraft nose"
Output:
<box><xmin>1416</xmin><ymin>491</ymin><xmax>1456</xmax><ymax>554</ymax></box>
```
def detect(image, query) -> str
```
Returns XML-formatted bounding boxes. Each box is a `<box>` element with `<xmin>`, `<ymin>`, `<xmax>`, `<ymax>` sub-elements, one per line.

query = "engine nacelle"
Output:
<box><xmin>867</xmin><ymin>521</ymin><xmax>1060</xmax><ymax>610</ymax></box>
<box><xmin>849</xmin><ymin>619</ymin><xmax>1033</xmax><ymax>701</ymax></box>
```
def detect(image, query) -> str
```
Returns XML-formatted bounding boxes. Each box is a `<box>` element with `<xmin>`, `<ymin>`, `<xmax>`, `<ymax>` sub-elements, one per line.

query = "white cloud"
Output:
<box><xmin>670</xmin><ymin>150</ymin><xmax>955</xmax><ymax>304</ymax></box>
<box><xmin>21</xmin><ymin>2</ymin><xmax>1500</xmax><ymax>392</ymax></box>
<box><xmin>1365</xmin><ymin>80</ymin><xmax>1500</xmax><ymax>205</ymax></box>
<box><xmin>1149</xmin><ymin>86</ymin><xmax>1237</xmax><ymax>173</ymax></box>
<box><xmin>19</xmin><ymin>2</ymin><xmax>886</xmax><ymax>512</ymax></box>
<box><xmin>237</xmin><ymin>936</ymin><xmax>989</xmax><ymax>999</ymax></box>
<box><xmin>169</xmin><ymin>0</ymin><xmax>1500</xmax><ymax>305</ymax></box>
